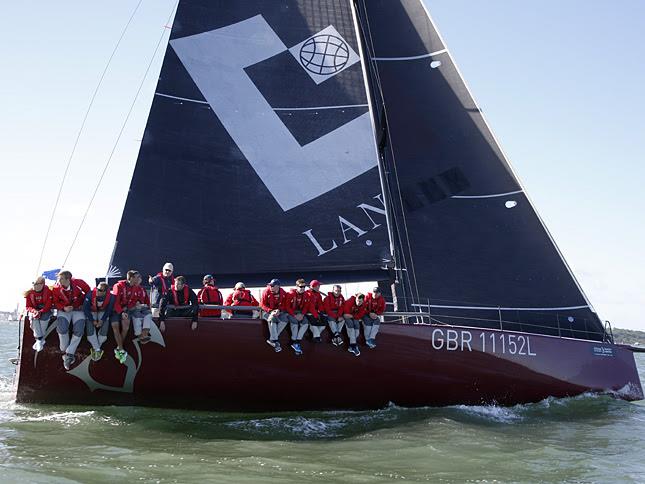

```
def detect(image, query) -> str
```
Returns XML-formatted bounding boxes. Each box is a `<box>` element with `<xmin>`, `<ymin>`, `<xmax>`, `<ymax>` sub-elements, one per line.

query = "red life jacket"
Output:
<box><xmin>287</xmin><ymin>289</ymin><xmax>316</xmax><ymax>316</ymax></box>
<box><xmin>198</xmin><ymin>285</ymin><xmax>223</xmax><ymax>317</ymax></box>
<box><xmin>55</xmin><ymin>281</ymin><xmax>86</xmax><ymax>308</ymax></box>
<box><xmin>156</xmin><ymin>272</ymin><xmax>175</xmax><ymax>293</ymax></box>
<box><xmin>28</xmin><ymin>288</ymin><xmax>48</xmax><ymax>309</ymax></box>
<box><xmin>114</xmin><ymin>280</ymin><xmax>148</xmax><ymax>311</ymax></box>
<box><xmin>365</xmin><ymin>293</ymin><xmax>386</xmax><ymax>315</ymax></box>
<box><xmin>172</xmin><ymin>285</ymin><xmax>190</xmax><ymax>306</ymax></box>
<box><xmin>324</xmin><ymin>292</ymin><xmax>345</xmax><ymax>319</ymax></box>
<box><xmin>306</xmin><ymin>289</ymin><xmax>325</xmax><ymax>314</ymax></box>
<box><xmin>198</xmin><ymin>286</ymin><xmax>222</xmax><ymax>304</ymax></box>
<box><xmin>27</xmin><ymin>286</ymin><xmax>53</xmax><ymax>316</ymax></box>
<box><xmin>232</xmin><ymin>289</ymin><xmax>254</xmax><ymax>305</ymax></box>
<box><xmin>91</xmin><ymin>288</ymin><xmax>112</xmax><ymax>311</ymax></box>
<box><xmin>344</xmin><ymin>296</ymin><xmax>367</xmax><ymax>319</ymax></box>
<box><xmin>261</xmin><ymin>286</ymin><xmax>286</xmax><ymax>312</ymax></box>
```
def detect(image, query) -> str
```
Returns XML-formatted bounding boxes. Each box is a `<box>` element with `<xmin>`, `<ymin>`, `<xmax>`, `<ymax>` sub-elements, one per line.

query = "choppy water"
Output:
<box><xmin>1</xmin><ymin>322</ymin><xmax>644</xmax><ymax>483</ymax></box>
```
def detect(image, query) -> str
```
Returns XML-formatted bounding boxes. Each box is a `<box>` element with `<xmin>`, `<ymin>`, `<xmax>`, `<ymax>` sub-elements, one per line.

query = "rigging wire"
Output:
<box><xmin>356</xmin><ymin>9</ymin><xmax>412</xmax><ymax>306</ymax></box>
<box><xmin>356</xmin><ymin>0</ymin><xmax>422</xmax><ymax>306</ymax></box>
<box><xmin>34</xmin><ymin>0</ymin><xmax>146</xmax><ymax>278</ymax></box>
<box><xmin>61</xmin><ymin>1</ymin><xmax>179</xmax><ymax>269</ymax></box>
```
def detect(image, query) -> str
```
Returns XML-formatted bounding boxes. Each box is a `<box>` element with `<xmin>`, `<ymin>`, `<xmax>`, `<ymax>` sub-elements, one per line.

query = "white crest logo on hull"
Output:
<box><xmin>67</xmin><ymin>324</ymin><xmax>165</xmax><ymax>393</ymax></box>
<box><xmin>170</xmin><ymin>16</ymin><xmax>377</xmax><ymax>211</ymax></box>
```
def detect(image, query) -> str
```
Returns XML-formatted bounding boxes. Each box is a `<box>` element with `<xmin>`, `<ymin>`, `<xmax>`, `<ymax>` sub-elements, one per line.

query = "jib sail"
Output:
<box><xmin>111</xmin><ymin>0</ymin><xmax>391</xmax><ymax>287</ymax></box>
<box><xmin>355</xmin><ymin>0</ymin><xmax>606</xmax><ymax>340</ymax></box>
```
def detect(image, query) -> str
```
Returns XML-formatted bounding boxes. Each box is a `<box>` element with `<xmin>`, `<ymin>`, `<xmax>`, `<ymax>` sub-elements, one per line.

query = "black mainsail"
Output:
<box><xmin>112</xmin><ymin>0</ymin><xmax>391</xmax><ymax>287</ymax></box>
<box><xmin>355</xmin><ymin>0</ymin><xmax>605</xmax><ymax>340</ymax></box>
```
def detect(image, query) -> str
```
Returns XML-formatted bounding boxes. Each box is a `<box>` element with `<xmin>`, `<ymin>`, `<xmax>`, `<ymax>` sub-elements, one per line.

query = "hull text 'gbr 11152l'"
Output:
<box><xmin>15</xmin><ymin>0</ymin><xmax>643</xmax><ymax>409</ymax></box>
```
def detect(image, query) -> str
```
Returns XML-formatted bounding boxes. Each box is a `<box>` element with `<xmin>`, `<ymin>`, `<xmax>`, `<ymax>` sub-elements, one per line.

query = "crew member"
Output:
<box><xmin>112</xmin><ymin>270</ymin><xmax>153</xmax><ymax>363</ymax></box>
<box><xmin>363</xmin><ymin>287</ymin><xmax>386</xmax><ymax>349</ymax></box>
<box><xmin>260</xmin><ymin>278</ymin><xmax>288</xmax><ymax>352</ymax></box>
<box><xmin>83</xmin><ymin>281</ymin><xmax>115</xmax><ymax>361</ymax></box>
<box><xmin>148</xmin><ymin>262</ymin><xmax>174</xmax><ymax>317</ymax></box>
<box><xmin>197</xmin><ymin>275</ymin><xmax>223</xmax><ymax>318</ymax></box>
<box><xmin>52</xmin><ymin>270</ymin><xmax>91</xmax><ymax>370</ymax></box>
<box><xmin>324</xmin><ymin>284</ymin><xmax>346</xmax><ymax>347</ymax></box>
<box><xmin>306</xmin><ymin>280</ymin><xmax>326</xmax><ymax>343</ymax></box>
<box><xmin>159</xmin><ymin>276</ymin><xmax>199</xmax><ymax>330</ymax></box>
<box><xmin>224</xmin><ymin>282</ymin><xmax>259</xmax><ymax>318</ymax></box>
<box><xmin>343</xmin><ymin>293</ymin><xmax>367</xmax><ymax>357</ymax></box>
<box><xmin>285</xmin><ymin>278</ymin><xmax>314</xmax><ymax>355</ymax></box>
<box><xmin>24</xmin><ymin>276</ymin><xmax>53</xmax><ymax>353</ymax></box>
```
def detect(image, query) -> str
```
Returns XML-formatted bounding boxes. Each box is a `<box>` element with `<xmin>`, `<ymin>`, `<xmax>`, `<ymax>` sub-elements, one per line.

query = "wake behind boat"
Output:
<box><xmin>14</xmin><ymin>0</ymin><xmax>644</xmax><ymax>409</ymax></box>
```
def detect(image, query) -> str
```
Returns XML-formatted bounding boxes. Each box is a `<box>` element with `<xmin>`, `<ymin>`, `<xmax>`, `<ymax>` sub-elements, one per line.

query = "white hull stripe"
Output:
<box><xmin>412</xmin><ymin>304</ymin><xmax>590</xmax><ymax>312</ymax></box>
<box><xmin>372</xmin><ymin>48</ymin><xmax>447</xmax><ymax>62</ymax></box>
<box><xmin>452</xmin><ymin>190</ymin><xmax>523</xmax><ymax>199</ymax></box>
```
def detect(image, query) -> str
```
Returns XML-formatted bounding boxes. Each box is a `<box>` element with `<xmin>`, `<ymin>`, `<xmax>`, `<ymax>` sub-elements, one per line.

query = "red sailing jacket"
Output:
<box><xmin>112</xmin><ymin>280</ymin><xmax>149</xmax><ymax>313</ymax></box>
<box><xmin>323</xmin><ymin>292</ymin><xmax>346</xmax><ymax>319</ymax></box>
<box><xmin>25</xmin><ymin>286</ymin><xmax>53</xmax><ymax>318</ymax></box>
<box><xmin>172</xmin><ymin>285</ymin><xmax>191</xmax><ymax>306</ymax></box>
<box><xmin>197</xmin><ymin>285</ymin><xmax>223</xmax><ymax>317</ymax></box>
<box><xmin>260</xmin><ymin>286</ymin><xmax>287</xmax><ymax>312</ymax></box>
<box><xmin>224</xmin><ymin>289</ymin><xmax>259</xmax><ymax>308</ymax></box>
<box><xmin>91</xmin><ymin>288</ymin><xmax>112</xmax><ymax>311</ymax></box>
<box><xmin>365</xmin><ymin>293</ymin><xmax>386</xmax><ymax>315</ymax></box>
<box><xmin>285</xmin><ymin>289</ymin><xmax>317</xmax><ymax>317</ymax></box>
<box><xmin>343</xmin><ymin>296</ymin><xmax>367</xmax><ymax>320</ymax></box>
<box><xmin>306</xmin><ymin>289</ymin><xmax>325</xmax><ymax>315</ymax></box>
<box><xmin>52</xmin><ymin>278</ymin><xmax>90</xmax><ymax>310</ymax></box>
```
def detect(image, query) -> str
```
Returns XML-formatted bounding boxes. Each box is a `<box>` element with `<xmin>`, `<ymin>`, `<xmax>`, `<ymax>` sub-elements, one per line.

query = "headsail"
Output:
<box><xmin>355</xmin><ymin>0</ymin><xmax>606</xmax><ymax>340</ymax></box>
<box><xmin>111</xmin><ymin>0</ymin><xmax>391</xmax><ymax>287</ymax></box>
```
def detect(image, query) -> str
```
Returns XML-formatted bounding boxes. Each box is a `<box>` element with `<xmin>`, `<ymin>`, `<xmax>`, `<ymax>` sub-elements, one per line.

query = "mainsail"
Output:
<box><xmin>111</xmin><ymin>1</ymin><xmax>391</xmax><ymax>287</ymax></box>
<box><xmin>355</xmin><ymin>0</ymin><xmax>605</xmax><ymax>340</ymax></box>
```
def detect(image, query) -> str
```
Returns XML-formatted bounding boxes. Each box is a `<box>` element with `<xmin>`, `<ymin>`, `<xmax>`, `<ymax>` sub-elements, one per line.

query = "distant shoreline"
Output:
<box><xmin>612</xmin><ymin>328</ymin><xmax>645</xmax><ymax>346</ymax></box>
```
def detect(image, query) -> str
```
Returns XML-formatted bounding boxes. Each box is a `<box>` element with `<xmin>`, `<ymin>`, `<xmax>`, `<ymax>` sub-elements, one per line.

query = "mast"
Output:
<box><xmin>348</xmin><ymin>0</ymin><xmax>399</xmax><ymax>293</ymax></box>
<box><xmin>351</xmin><ymin>0</ymin><xmax>420</xmax><ymax>311</ymax></box>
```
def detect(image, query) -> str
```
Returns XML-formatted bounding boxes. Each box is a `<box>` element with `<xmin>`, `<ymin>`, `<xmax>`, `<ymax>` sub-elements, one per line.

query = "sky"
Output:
<box><xmin>0</xmin><ymin>1</ymin><xmax>643</xmax><ymax>330</ymax></box>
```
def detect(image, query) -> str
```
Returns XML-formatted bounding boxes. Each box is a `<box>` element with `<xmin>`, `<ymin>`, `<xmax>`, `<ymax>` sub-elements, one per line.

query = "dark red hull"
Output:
<box><xmin>14</xmin><ymin>317</ymin><xmax>643</xmax><ymax>410</ymax></box>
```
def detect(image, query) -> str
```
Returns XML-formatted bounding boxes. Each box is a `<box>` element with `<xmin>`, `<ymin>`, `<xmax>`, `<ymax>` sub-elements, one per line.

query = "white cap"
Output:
<box><xmin>163</xmin><ymin>262</ymin><xmax>174</xmax><ymax>272</ymax></box>
<box><xmin>235</xmin><ymin>282</ymin><xmax>245</xmax><ymax>289</ymax></box>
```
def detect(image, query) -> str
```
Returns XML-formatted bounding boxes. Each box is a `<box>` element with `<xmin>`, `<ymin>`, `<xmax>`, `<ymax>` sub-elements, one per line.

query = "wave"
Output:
<box><xmin>208</xmin><ymin>393</ymin><xmax>631</xmax><ymax>440</ymax></box>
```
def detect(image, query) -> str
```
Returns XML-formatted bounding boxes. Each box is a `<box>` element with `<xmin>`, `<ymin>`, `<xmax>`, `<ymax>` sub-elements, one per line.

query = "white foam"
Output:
<box><xmin>226</xmin><ymin>416</ymin><xmax>346</xmax><ymax>438</ymax></box>
<box><xmin>451</xmin><ymin>404</ymin><xmax>523</xmax><ymax>423</ymax></box>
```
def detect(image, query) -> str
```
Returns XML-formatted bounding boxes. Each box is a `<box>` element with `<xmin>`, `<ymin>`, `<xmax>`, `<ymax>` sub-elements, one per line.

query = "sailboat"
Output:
<box><xmin>15</xmin><ymin>0</ymin><xmax>643</xmax><ymax>410</ymax></box>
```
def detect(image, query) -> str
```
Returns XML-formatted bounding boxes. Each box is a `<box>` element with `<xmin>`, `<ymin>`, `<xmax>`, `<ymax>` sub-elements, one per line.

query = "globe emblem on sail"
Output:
<box><xmin>299</xmin><ymin>34</ymin><xmax>350</xmax><ymax>75</ymax></box>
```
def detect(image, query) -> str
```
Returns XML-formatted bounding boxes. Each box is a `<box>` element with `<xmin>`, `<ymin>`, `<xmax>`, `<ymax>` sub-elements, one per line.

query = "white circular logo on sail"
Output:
<box><xmin>289</xmin><ymin>25</ymin><xmax>360</xmax><ymax>85</ymax></box>
<box><xmin>299</xmin><ymin>34</ymin><xmax>350</xmax><ymax>76</ymax></box>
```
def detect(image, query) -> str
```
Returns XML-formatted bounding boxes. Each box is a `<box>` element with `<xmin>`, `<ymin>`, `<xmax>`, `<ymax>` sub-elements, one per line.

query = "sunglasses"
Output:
<box><xmin>297</xmin><ymin>285</ymin><xmax>306</xmax><ymax>289</ymax></box>
<box><xmin>97</xmin><ymin>289</ymin><xmax>106</xmax><ymax>293</ymax></box>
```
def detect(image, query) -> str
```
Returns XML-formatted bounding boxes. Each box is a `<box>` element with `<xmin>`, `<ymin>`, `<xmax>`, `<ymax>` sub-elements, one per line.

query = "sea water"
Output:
<box><xmin>1</xmin><ymin>321</ymin><xmax>644</xmax><ymax>483</ymax></box>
